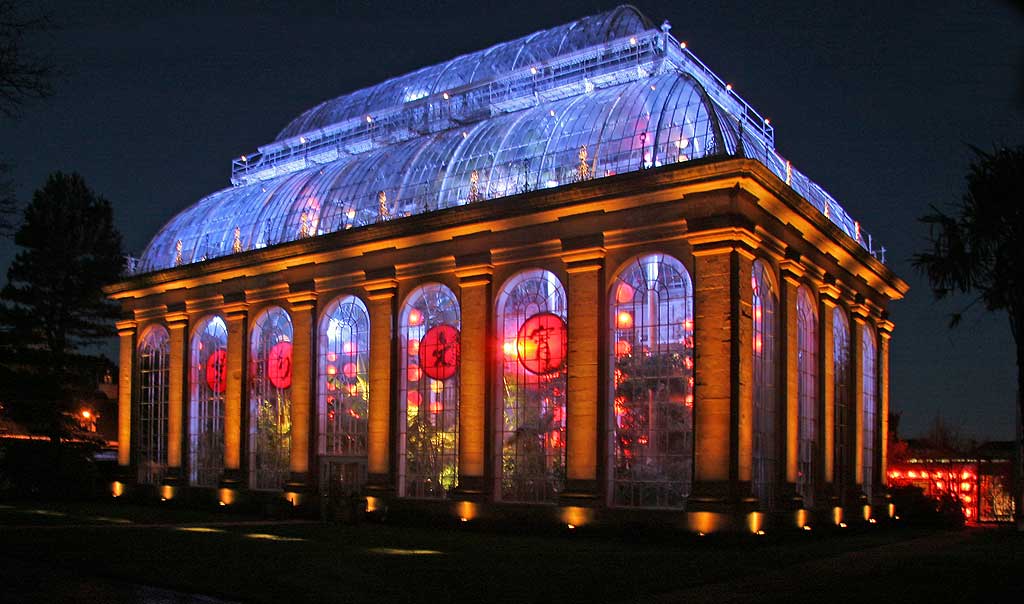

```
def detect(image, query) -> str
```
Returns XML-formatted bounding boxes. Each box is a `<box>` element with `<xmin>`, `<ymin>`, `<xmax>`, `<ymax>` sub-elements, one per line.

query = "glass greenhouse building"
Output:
<box><xmin>108</xmin><ymin>6</ymin><xmax>907</xmax><ymax>532</ymax></box>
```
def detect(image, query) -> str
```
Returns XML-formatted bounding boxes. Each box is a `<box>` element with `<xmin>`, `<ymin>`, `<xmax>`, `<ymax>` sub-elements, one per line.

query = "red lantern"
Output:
<box><xmin>342</xmin><ymin>362</ymin><xmax>357</xmax><ymax>379</ymax></box>
<box><xmin>407</xmin><ymin>390</ymin><xmax>421</xmax><ymax>410</ymax></box>
<box><xmin>419</xmin><ymin>324</ymin><xmax>460</xmax><ymax>380</ymax></box>
<box><xmin>516</xmin><ymin>312</ymin><xmax>567</xmax><ymax>375</ymax></box>
<box><xmin>267</xmin><ymin>341</ymin><xmax>293</xmax><ymax>389</ymax></box>
<box><xmin>205</xmin><ymin>349</ymin><xmax>227</xmax><ymax>393</ymax></box>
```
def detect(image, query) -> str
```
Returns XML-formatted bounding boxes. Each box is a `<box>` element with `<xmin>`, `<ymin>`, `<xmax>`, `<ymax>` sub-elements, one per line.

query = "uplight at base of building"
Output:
<box><xmin>560</xmin><ymin>506</ymin><xmax>593</xmax><ymax>529</ymax></box>
<box><xmin>111</xmin><ymin>481</ymin><xmax>125</xmax><ymax>498</ymax></box>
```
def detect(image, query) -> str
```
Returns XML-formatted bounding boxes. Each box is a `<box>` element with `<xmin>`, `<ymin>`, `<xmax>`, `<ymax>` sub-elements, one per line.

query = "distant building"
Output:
<box><xmin>888</xmin><ymin>441</ymin><xmax>1017</xmax><ymax>523</ymax></box>
<box><xmin>105</xmin><ymin>7</ymin><xmax>907</xmax><ymax>531</ymax></box>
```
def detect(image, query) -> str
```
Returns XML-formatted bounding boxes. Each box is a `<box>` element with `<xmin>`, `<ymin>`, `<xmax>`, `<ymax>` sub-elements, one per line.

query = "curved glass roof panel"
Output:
<box><xmin>274</xmin><ymin>6</ymin><xmax>650</xmax><ymax>142</ymax></box>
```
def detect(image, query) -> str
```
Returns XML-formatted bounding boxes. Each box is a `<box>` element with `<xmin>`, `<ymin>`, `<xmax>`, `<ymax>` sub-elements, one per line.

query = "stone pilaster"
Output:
<box><xmin>561</xmin><ymin>237</ymin><xmax>604</xmax><ymax>503</ymax></box>
<box><xmin>286</xmin><ymin>291</ymin><xmax>317</xmax><ymax>495</ymax></box>
<box><xmin>164</xmin><ymin>311</ymin><xmax>188</xmax><ymax>485</ymax></box>
<box><xmin>850</xmin><ymin>303</ymin><xmax>869</xmax><ymax>503</ymax></box>
<box><xmin>455</xmin><ymin>255</ymin><xmax>493</xmax><ymax>499</ymax></box>
<box><xmin>221</xmin><ymin>303</ymin><xmax>247</xmax><ymax>487</ymax></box>
<box><xmin>778</xmin><ymin>260</ymin><xmax>803</xmax><ymax>509</ymax></box>
<box><xmin>116</xmin><ymin>320</ymin><xmax>136</xmax><ymax>470</ymax></box>
<box><xmin>364</xmin><ymin>276</ymin><xmax>397</xmax><ymax>495</ymax></box>
<box><xmin>818</xmin><ymin>283</ymin><xmax>839</xmax><ymax>506</ymax></box>
<box><xmin>877</xmin><ymin>319</ymin><xmax>894</xmax><ymax>493</ymax></box>
<box><xmin>686</xmin><ymin>227</ymin><xmax>758</xmax><ymax>513</ymax></box>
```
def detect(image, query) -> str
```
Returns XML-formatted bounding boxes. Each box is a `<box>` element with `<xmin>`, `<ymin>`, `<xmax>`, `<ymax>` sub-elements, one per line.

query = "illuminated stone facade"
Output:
<box><xmin>106</xmin><ymin>7</ymin><xmax>907</xmax><ymax>531</ymax></box>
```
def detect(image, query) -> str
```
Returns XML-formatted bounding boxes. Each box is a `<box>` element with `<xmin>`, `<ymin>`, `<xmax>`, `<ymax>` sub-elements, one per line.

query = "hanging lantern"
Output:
<box><xmin>267</xmin><ymin>341</ymin><xmax>293</xmax><ymax>389</ymax></box>
<box><xmin>342</xmin><ymin>362</ymin><xmax>358</xmax><ymax>379</ymax></box>
<box><xmin>419</xmin><ymin>324</ymin><xmax>460</xmax><ymax>381</ymax></box>
<box><xmin>615</xmin><ymin>339</ymin><xmax>632</xmax><ymax>357</ymax></box>
<box><xmin>408</xmin><ymin>364</ymin><xmax>422</xmax><ymax>381</ymax></box>
<box><xmin>408</xmin><ymin>308</ymin><xmax>423</xmax><ymax>326</ymax></box>
<box><xmin>516</xmin><ymin>312</ymin><xmax>568</xmax><ymax>375</ymax></box>
<box><xmin>205</xmin><ymin>349</ymin><xmax>227</xmax><ymax>393</ymax></box>
<box><xmin>615</xmin><ymin>282</ymin><xmax>635</xmax><ymax>304</ymax></box>
<box><xmin>616</xmin><ymin>311</ymin><xmax>634</xmax><ymax>329</ymax></box>
<box><xmin>407</xmin><ymin>390</ymin><xmax>421</xmax><ymax>410</ymax></box>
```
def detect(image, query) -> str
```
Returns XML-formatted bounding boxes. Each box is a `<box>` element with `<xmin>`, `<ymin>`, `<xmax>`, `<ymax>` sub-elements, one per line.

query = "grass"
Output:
<box><xmin>0</xmin><ymin>500</ymin><xmax>1021</xmax><ymax>603</ymax></box>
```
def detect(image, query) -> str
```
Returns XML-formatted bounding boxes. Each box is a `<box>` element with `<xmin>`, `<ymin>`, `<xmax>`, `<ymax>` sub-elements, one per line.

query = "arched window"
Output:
<box><xmin>248</xmin><ymin>306</ymin><xmax>293</xmax><ymax>490</ymax></box>
<box><xmin>862</xmin><ymin>324</ymin><xmax>877</xmax><ymax>498</ymax></box>
<box><xmin>496</xmin><ymin>269</ymin><xmax>568</xmax><ymax>503</ymax></box>
<box><xmin>609</xmin><ymin>254</ymin><xmax>694</xmax><ymax>508</ymax></box>
<box><xmin>796</xmin><ymin>287</ymin><xmax>818</xmax><ymax>507</ymax></box>
<box><xmin>752</xmin><ymin>259</ymin><xmax>777</xmax><ymax>509</ymax></box>
<box><xmin>189</xmin><ymin>315</ymin><xmax>226</xmax><ymax>487</ymax></box>
<box><xmin>318</xmin><ymin>295</ymin><xmax>370</xmax><ymax>459</ymax></box>
<box><xmin>834</xmin><ymin>308</ymin><xmax>851</xmax><ymax>488</ymax></box>
<box><xmin>137</xmin><ymin>325</ymin><xmax>170</xmax><ymax>485</ymax></box>
<box><xmin>398</xmin><ymin>283</ymin><xmax>460</xmax><ymax>498</ymax></box>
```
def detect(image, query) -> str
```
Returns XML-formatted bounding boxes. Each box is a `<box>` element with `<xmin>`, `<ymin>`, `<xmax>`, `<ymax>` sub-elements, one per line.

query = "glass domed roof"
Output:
<box><xmin>137</xmin><ymin>6</ymin><xmax>879</xmax><ymax>273</ymax></box>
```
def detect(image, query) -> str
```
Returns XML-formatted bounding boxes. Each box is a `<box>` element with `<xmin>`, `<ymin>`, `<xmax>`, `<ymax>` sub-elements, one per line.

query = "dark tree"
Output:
<box><xmin>0</xmin><ymin>172</ymin><xmax>123</xmax><ymax>432</ymax></box>
<box><xmin>913</xmin><ymin>145</ymin><xmax>1024</xmax><ymax>528</ymax></box>
<box><xmin>0</xmin><ymin>161</ymin><xmax>15</xmax><ymax>237</ymax></box>
<box><xmin>0</xmin><ymin>0</ymin><xmax>53</xmax><ymax>117</ymax></box>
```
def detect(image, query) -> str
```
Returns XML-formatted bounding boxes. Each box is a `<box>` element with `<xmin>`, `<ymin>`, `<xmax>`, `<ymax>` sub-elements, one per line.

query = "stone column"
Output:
<box><xmin>116</xmin><ymin>320</ymin><xmax>136</xmax><ymax>471</ymax></box>
<box><xmin>687</xmin><ymin>228</ymin><xmax>757</xmax><ymax>515</ymax></box>
<box><xmin>778</xmin><ymin>260</ymin><xmax>803</xmax><ymax>509</ymax></box>
<box><xmin>221</xmin><ymin>303</ymin><xmax>247</xmax><ymax>488</ymax></box>
<box><xmin>851</xmin><ymin>304</ymin><xmax>868</xmax><ymax>500</ymax></box>
<box><xmin>286</xmin><ymin>292</ymin><xmax>317</xmax><ymax>497</ymax></box>
<box><xmin>455</xmin><ymin>255</ymin><xmax>492</xmax><ymax>500</ymax></box>
<box><xmin>562</xmin><ymin>240</ymin><xmax>604</xmax><ymax>503</ymax></box>
<box><xmin>818</xmin><ymin>284</ymin><xmax>839</xmax><ymax>507</ymax></box>
<box><xmin>164</xmin><ymin>311</ymin><xmax>188</xmax><ymax>485</ymax></box>
<box><xmin>877</xmin><ymin>319</ymin><xmax>894</xmax><ymax>493</ymax></box>
<box><xmin>364</xmin><ymin>276</ymin><xmax>397</xmax><ymax>496</ymax></box>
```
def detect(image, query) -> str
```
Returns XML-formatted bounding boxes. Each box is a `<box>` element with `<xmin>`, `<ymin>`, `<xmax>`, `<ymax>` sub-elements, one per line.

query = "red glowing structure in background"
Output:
<box><xmin>887</xmin><ymin>457</ymin><xmax>1016</xmax><ymax>523</ymax></box>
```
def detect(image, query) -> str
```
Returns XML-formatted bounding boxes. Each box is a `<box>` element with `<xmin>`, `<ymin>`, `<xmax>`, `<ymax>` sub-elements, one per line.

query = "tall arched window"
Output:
<box><xmin>752</xmin><ymin>259</ymin><xmax>777</xmax><ymax>509</ymax></box>
<box><xmin>137</xmin><ymin>325</ymin><xmax>170</xmax><ymax>485</ymax></box>
<box><xmin>398</xmin><ymin>283</ymin><xmax>460</xmax><ymax>498</ymax></box>
<box><xmin>609</xmin><ymin>254</ymin><xmax>694</xmax><ymax>508</ymax></box>
<box><xmin>796</xmin><ymin>287</ymin><xmax>818</xmax><ymax>507</ymax></box>
<box><xmin>189</xmin><ymin>315</ymin><xmax>226</xmax><ymax>487</ymax></box>
<box><xmin>834</xmin><ymin>308</ymin><xmax>851</xmax><ymax>489</ymax></box>
<box><xmin>496</xmin><ymin>269</ymin><xmax>568</xmax><ymax>503</ymax></box>
<box><xmin>862</xmin><ymin>324</ymin><xmax>877</xmax><ymax>498</ymax></box>
<box><xmin>249</xmin><ymin>306</ymin><xmax>293</xmax><ymax>490</ymax></box>
<box><xmin>318</xmin><ymin>295</ymin><xmax>370</xmax><ymax>459</ymax></box>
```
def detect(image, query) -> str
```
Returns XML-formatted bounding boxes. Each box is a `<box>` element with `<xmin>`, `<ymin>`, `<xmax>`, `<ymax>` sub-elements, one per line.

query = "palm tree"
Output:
<box><xmin>913</xmin><ymin>145</ymin><xmax>1024</xmax><ymax>528</ymax></box>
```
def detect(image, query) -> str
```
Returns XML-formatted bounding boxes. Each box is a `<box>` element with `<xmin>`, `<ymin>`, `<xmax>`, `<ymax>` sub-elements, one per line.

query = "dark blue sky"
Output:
<box><xmin>2</xmin><ymin>0</ymin><xmax>1021</xmax><ymax>440</ymax></box>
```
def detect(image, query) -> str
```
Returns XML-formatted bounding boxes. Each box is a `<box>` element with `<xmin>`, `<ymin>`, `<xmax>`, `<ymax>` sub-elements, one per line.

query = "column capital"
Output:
<box><xmin>877</xmin><ymin>319</ymin><xmax>895</xmax><ymax>340</ymax></box>
<box><xmin>818</xmin><ymin>282</ymin><xmax>842</xmax><ymax>305</ymax></box>
<box><xmin>455</xmin><ymin>252</ymin><xmax>494</xmax><ymax>285</ymax></box>
<box><xmin>166</xmin><ymin>312</ymin><xmax>189</xmax><ymax>327</ymax></box>
<box><xmin>561</xmin><ymin>233</ymin><xmax>605</xmax><ymax>270</ymax></box>
<box><xmin>779</xmin><ymin>258</ymin><xmax>806</xmax><ymax>285</ymax></box>
<box><xmin>115</xmin><ymin>319</ymin><xmax>137</xmax><ymax>336</ymax></box>
<box><xmin>686</xmin><ymin>226</ymin><xmax>760</xmax><ymax>260</ymax></box>
<box><xmin>222</xmin><ymin>303</ymin><xmax>248</xmax><ymax>320</ymax></box>
<box><xmin>287</xmin><ymin>292</ymin><xmax>318</xmax><ymax>312</ymax></box>
<box><xmin>849</xmin><ymin>303</ymin><xmax>871</xmax><ymax>324</ymax></box>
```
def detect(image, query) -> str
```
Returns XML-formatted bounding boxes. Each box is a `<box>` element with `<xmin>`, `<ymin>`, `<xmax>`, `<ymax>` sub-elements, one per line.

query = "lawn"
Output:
<box><xmin>0</xmin><ymin>501</ymin><xmax>1020</xmax><ymax>603</ymax></box>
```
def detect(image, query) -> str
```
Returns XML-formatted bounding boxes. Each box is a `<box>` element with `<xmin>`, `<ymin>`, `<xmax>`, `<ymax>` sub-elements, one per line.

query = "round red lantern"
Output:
<box><xmin>205</xmin><ymin>349</ymin><xmax>227</xmax><ymax>393</ymax></box>
<box><xmin>516</xmin><ymin>312</ymin><xmax>567</xmax><ymax>375</ymax></box>
<box><xmin>267</xmin><ymin>341</ymin><xmax>293</xmax><ymax>389</ymax></box>
<box><xmin>419</xmin><ymin>324</ymin><xmax>460</xmax><ymax>381</ymax></box>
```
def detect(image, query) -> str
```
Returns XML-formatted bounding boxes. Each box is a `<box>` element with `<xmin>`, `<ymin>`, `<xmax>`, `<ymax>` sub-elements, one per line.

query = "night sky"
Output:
<box><xmin>2</xmin><ymin>1</ymin><xmax>1021</xmax><ymax>441</ymax></box>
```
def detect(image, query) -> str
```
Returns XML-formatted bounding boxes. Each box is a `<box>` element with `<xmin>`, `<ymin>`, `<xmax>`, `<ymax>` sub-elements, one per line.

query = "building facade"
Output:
<box><xmin>106</xmin><ymin>7</ymin><xmax>907</xmax><ymax>531</ymax></box>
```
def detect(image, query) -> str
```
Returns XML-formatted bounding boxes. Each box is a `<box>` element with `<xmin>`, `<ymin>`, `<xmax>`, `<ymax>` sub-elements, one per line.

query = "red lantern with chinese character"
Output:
<box><xmin>267</xmin><ymin>341</ymin><xmax>293</xmax><ymax>389</ymax></box>
<box><xmin>516</xmin><ymin>312</ymin><xmax>567</xmax><ymax>375</ymax></box>
<box><xmin>419</xmin><ymin>324</ymin><xmax>460</xmax><ymax>381</ymax></box>
<box><xmin>205</xmin><ymin>349</ymin><xmax>227</xmax><ymax>393</ymax></box>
